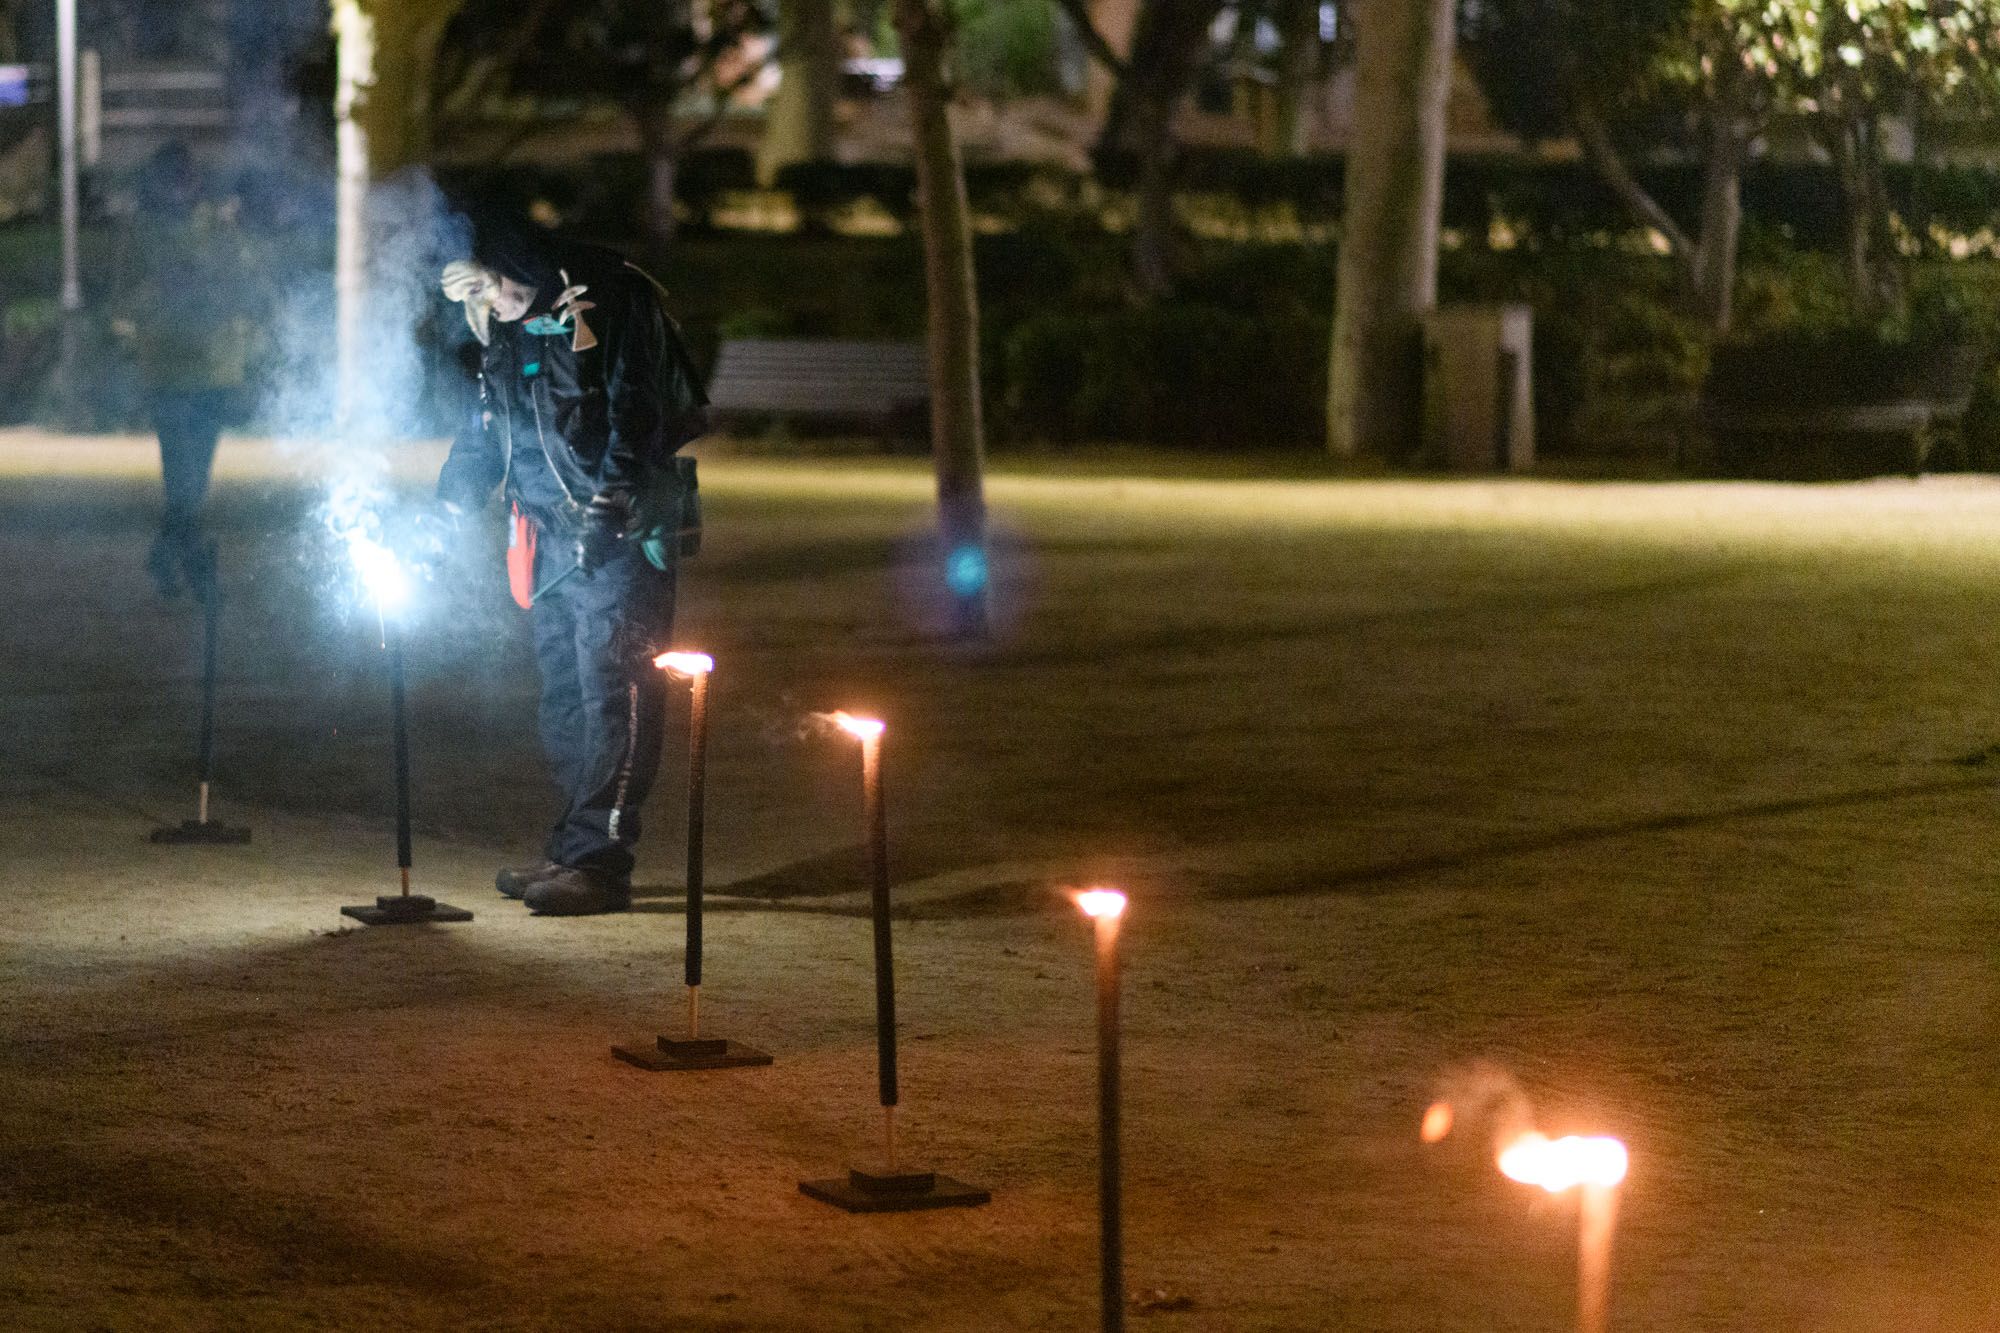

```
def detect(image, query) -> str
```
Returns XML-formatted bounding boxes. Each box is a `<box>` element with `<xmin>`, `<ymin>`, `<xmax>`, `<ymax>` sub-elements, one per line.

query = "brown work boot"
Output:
<box><xmin>523</xmin><ymin>867</ymin><xmax>632</xmax><ymax>916</ymax></box>
<box><xmin>495</xmin><ymin>862</ymin><xmax>562</xmax><ymax>899</ymax></box>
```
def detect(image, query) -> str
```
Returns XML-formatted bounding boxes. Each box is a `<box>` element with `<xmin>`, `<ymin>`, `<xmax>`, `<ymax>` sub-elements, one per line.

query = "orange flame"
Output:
<box><xmin>1420</xmin><ymin>1102</ymin><xmax>1454</xmax><ymax>1144</ymax></box>
<box><xmin>1497</xmin><ymin>1133</ymin><xmax>1628</xmax><ymax>1193</ymax></box>
<box><xmin>655</xmin><ymin>651</ymin><xmax>714</xmax><ymax>677</ymax></box>
<box><xmin>1075</xmin><ymin>887</ymin><xmax>1128</xmax><ymax>920</ymax></box>
<box><xmin>831</xmin><ymin>711</ymin><xmax>885</xmax><ymax>741</ymax></box>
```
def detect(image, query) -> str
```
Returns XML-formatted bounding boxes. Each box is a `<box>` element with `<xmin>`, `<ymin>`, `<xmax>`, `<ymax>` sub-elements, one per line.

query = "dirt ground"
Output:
<box><xmin>3</xmin><ymin>433</ymin><xmax>1999</xmax><ymax>1331</ymax></box>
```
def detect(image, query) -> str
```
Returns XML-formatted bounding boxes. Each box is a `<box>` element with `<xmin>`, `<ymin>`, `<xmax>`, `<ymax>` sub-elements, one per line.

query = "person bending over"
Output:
<box><xmin>437</xmin><ymin>220</ymin><xmax>706</xmax><ymax>915</ymax></box>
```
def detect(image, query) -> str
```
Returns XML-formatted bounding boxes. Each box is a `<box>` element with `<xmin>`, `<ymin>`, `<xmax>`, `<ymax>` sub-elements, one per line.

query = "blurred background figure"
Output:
<box><xmin>112</xmin><ymin>142</ymin><xmax>263</xmax><ymax>597</ymax></box>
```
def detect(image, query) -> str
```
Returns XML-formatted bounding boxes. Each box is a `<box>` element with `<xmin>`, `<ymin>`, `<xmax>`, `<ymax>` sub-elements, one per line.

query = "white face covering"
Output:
<box><xmin>440</xmin><ymin>260</ymin><xmax>500</xmax><ymax>345</ymax></box>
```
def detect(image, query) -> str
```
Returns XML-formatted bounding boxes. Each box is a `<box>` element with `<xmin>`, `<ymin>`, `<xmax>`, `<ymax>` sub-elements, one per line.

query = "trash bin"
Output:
<box><xmin>1422</xmin><ymin>304</ymin><xmax>1534</xmax><ymax>472</ymax></box>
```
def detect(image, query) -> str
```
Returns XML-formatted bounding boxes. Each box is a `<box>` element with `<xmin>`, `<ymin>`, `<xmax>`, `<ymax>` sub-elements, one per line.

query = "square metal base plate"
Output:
<box><xmin>340</xmin><ymin>894</ymin><xmax>474</xmax><ymax>926</ymax></box>
<box><xmin>150</xmin><ymin>820</ymin><xmax>252</xmax><ymax>845</ymax></box>
<box><xmin>612</xmin><ymin>1034</ymin><xmax>774</xmax><ymax>1071</ymax></box>
<box><xmin>799</xmin><ymin>1166</ymin><xmax>991</xmax><ymax>1213</ymax></box>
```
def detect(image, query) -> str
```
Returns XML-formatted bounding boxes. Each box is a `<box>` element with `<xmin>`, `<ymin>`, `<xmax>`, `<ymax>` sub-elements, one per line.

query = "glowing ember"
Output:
<box><xmin>831</xmin><ymin>711</ymin><xmax>886</xmax><ymax>741</ymax></box>
<box><xmin>1075</xmin><ymin>888</ymin><xmax>1128</xmax><ymax>920</ymax></box>
<box><xmin>1497</xmin><ymin>1133</ymin><xmax>1628</xmax><ymax>1193</ymax></box>
<box><xmin>656</xmin><ymin>651</ymin><xmax>715</xmax><ymax>677</ymax></box>
<box><xmin>346</xmin><ymin>532</ymin><xmax>410</xmax><ymax>612</ymax></box>
<box><xmin>1420</xmin><ymin>1101</ymin><xmax>1454</xmax><ymax>1143</ymax></box>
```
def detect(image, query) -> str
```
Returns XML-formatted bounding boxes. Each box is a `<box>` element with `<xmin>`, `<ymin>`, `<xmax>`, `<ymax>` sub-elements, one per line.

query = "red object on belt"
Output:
<box><xmin>508</xmin><ymin>504</ymin><xmax>537</xmax><ymax>610</ymax></box>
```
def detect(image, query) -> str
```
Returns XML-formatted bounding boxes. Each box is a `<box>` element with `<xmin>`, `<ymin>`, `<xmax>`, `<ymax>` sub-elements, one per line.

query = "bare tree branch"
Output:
<box><xmin>438</xmin><ymin>0</ymin><xmax>563</xmax><ymax>115</ymax></box>
<box><xmin>672</xmin><ymin>48</ymin><xmax>779</xmax><ymax>153</ymax></box>
<box><xmin>1574</xmin><ymin>106</ymin><xmax>1694</xmax><ymax>261</ymax></box>
<box><xmin>1052</xmin><ymin>0</ymin><xmax>1129</xmax><ymax>79</ymax></box>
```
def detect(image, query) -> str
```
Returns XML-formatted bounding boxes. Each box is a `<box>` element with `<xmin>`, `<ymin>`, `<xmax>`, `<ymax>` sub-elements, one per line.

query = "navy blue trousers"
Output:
<box><xmin>153</xmin><ymin>389</ymin><xmax>231</xmax><ymax>527</ymax></box>
<box><xmin>530</xmin><ymin>540</ymin><xmax>676</xmax><ymax>881</ymax></box>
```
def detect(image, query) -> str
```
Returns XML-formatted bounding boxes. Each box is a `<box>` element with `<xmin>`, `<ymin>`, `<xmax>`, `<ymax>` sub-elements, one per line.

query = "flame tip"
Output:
<box><xmin>656</xmin><ymin>651</ymin><xmax>715</xmax><ymax>676</ymax></box>
<box><xmin>1075</xmin><ymin>887</ymin><xmax>1128</xmax><ymax>919</ymax></box>
<box><xmin>1497</xmin><ymin>1133</ymin><xmax>1628</xmax><ymax>1192</ymax></box>
<box><xmin>830</xmin><ymin>710</ymin><xmax>886</xmax><ymax>740</ymax></box>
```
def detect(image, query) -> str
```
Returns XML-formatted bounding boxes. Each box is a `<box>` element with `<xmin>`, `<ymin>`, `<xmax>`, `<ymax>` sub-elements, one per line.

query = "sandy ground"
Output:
<box><xmin>3</xmin><ymin>432</ymin><xmax>2000</xmax><ymax>1331</ymax></box>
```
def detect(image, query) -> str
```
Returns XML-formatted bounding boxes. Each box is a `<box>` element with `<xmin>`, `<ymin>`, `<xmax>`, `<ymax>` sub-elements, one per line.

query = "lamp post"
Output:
<box><xmin>55</xmin><ymin>0</ymin><xmax>81</xmax><ymax>315</ymax></box>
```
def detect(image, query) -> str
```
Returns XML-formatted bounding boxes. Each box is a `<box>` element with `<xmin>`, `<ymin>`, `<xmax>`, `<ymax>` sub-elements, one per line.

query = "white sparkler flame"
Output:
<box><xmin>345</xmin><ymin>530</ymin><xmax>410</xmax><ymax>613</ymax></box>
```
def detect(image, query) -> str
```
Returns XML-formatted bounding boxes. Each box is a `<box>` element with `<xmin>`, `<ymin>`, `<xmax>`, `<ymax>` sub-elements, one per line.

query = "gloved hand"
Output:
<box><xmin>575</xmin><ymin>493</ymin><xmax>629</xmax><ymax>576</ymax></box>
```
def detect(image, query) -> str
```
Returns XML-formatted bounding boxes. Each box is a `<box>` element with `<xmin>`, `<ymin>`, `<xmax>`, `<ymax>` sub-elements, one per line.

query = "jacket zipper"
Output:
<box><xmin>493</xmin><ymin>339</ymin><xmax>586</xmax><ymax>521</ymax></box>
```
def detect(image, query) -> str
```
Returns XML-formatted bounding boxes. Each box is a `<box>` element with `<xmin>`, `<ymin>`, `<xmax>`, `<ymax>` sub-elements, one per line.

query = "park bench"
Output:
<box><xmin>706</xmin><ymin>338</ymin><xmax>929</xmax><ymax>440</ymax></box>
<box><xmin>1699</xmin><ymin>341</ymin><xmax>1985</xmax><ymax>479</ymax></box>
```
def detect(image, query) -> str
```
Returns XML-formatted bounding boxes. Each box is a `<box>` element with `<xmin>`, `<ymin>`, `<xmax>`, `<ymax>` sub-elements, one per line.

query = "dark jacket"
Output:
<box><xmin>438</xmin><ymin>254</ymin><xmax>707</xmax><ymax>533</ymax></box>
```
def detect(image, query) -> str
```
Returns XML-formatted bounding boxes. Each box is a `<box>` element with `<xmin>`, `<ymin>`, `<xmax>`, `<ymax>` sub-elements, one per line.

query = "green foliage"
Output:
<box><xmin>772</xmin><ymin>159</ymin><xmax>918</xmax><ymax>232</ymax></box>
<box><xmin>1000</xmin><ymin>302</ymin><xmax>1327</xmax><ymax>447</ymax></box>
<box><xmin>952</xmin><ymin>0</ymin><xmax>1066</xmax><ymax>98</ymax></box>
<box><xmin>674</xmin><ymin>148</ymin><xmax>758</xmax><ymax>233</ymax></box>
<box><xmin>1460</xmin><ymin>0</ymin><xmax>1690</xmax><ymax>144</ymax></box>
<box><xmin>963</xmin><ymin>161</ymin><xmax>1095</xmax><ymax>229</ymax></box>
<box><xmin>1722</xmin><ymin>0</ymin><xmax>2000</xmax><ymax>112</ymax></box>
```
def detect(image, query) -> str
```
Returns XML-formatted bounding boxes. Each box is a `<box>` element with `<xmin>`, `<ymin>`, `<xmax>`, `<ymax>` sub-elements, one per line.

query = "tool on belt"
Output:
<box><xmin>512</xmin><ymin>456</ymin><xmax>701</xmax><ymax>609</ymax></box>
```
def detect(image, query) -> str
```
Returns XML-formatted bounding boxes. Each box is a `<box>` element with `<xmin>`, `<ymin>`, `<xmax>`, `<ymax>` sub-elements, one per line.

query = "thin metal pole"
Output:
<box><xmin>685</xmin><ymin>670</ymin><xmax>709</xmax><ymax>1035</ymax></box>
<box><xmin>1578</xmin><ymin>1183</ymin><xmax>1617</xmax><ymax>1333</ymax></box>
<box><xmin>196</xmin><ymin>575</ymin><xmax>219</xmax><ymax>823</ymax></box>
<box><xmin>56</xmin><ymin>0</ymin><xmax>82</xmax><ymax>313</ymax></box>
<box><xmin>388</xmin><ymin>617</ymin><xmax>412</xmax><ymax>895</ymax></box>
<box><xmin>1096</xmin><ymin>911</ymin><xmax>1123</xmax><ymax>1333</ymax></box>
<box><xmin>863</xmin><ymin>734</ymin><xmax>899</xmax><ymax>1143</ymax></box>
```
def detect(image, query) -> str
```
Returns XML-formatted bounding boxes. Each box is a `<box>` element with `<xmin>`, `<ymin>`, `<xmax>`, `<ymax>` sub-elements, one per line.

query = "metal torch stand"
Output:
<box><xmin>615</xmin><ymin>668</ymin><xmax>770</xmax><ymax>1070</ymax></box>
<box><xmin>800</xmin><ymin>732</ymin><xmax>988</xmax><ymax>1212</ymax></box>
<box><xmin>151</xmin><ymin>555</ymin><xmax>252</xmax><ymax>845</ymax></box>
<box><xmin>342</xmin><ymin>617</ymin><xmax>471</xmax><ymax>926</ymax></box>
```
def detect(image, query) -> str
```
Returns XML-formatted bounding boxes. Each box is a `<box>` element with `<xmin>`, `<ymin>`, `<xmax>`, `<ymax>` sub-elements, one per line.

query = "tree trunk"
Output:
<box><xmin>1690</xmin><ymin>102</ymin><xmax>1745</xmax><ymax>334</ymax></box>
<box><xmin>1833</xmin><ymin>110</ymin><xmax>1900</xmax><ymax>322</ymax></box>
<box><xmin>333</xmin><ymin>0</ymin><xmax>467</xmax><ymax>431</ymax></box>
<box><xmin>637</xmin><ymin>109</ymin><xmax>680</xmax><ymax>248</ymax></box>
<box><xmin>892</xmin><ymin>0</ymin><xmax>989</xmax><ymax>638</ymax></box>
<box><xmin>1576</xmin><ymin>95</ymin><xmax>1745</xmax><ymax>336</ymax></box>
<box><xmin>1326</xmin><ymin>0</ymin><xmax>1454</xmax><ymax>459</ymax></box>
<box><xmin>758</xmin><ymin>0</ymin><xmax>842</xmax><ymax>184</ymax></box>
<box><xmin>1266</xmin><ymin>0</ymin><xmax>1320</xmax><ymax>157</ymax></box>
<box><xmin>1098</xmin><ymin>0</ymin><xmax>1226</xmax><ymax>297</ymax></box>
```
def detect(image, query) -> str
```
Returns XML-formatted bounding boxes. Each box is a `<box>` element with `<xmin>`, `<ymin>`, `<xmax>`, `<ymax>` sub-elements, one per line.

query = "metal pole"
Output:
<box><xmin>863</xmin><ymin>733</ymin><xmax>899</xmax><ymax>1163</ymax></box>
<box><xmin>55</xmin><ymin>0</ymin><xmax>82</xmax><ymax>312</ymax></box>
<box><xmin>196</xmin><ymin>575</ymin><xmax>219</xmax><ymax>824</ymax></box>
<box><xmin>1578</xmin><ymin>1183</ymin><xmax>1617</xmax><ymax>1333</ymax></box>
<box><xmin>389</xmin><ymin>617</ymin><xmax>412</xmax><ymax>895</ymax></box>
<box><xmin>1095</xmin><ymin>910</ymin><xmax>1124</xmax><ymax>1333</ymax></box>
<box><xmin>684</xmin><ymin>670</ymin><xmax>709</xmax><ymax>1035</ymax></box>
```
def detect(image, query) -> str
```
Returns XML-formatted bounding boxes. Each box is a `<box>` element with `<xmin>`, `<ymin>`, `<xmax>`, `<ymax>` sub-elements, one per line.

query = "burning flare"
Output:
<box><xmin>656</xmin><ymin>651</ymin><xmax>715</xmax><ymax>677</ymax></box>
<box><xmin>345</xmin><ymin>531</ymin><xmax>410</xmax><ymax>613</ymax></box>
<box><xmin>1075</xmin><ymin>888</ymin><xmax>1128</xmax><ymax>920</ymax></box>
<box><xmin>830</xmin><ymin>711</ymin><xmax>886</xmax><ymax>741</ymax></box>
<box><xmin>1497</xmin><ymin>1133</ymin><xmax>1629</xmax><ymax>1193</ymax></box>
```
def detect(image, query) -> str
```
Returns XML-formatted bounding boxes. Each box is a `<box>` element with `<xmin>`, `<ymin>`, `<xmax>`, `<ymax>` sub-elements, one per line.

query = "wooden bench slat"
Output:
<box><xmin>707</xmin><ymin>337</ymin><xmax>930</xmax><ymax>428</ymax></box>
